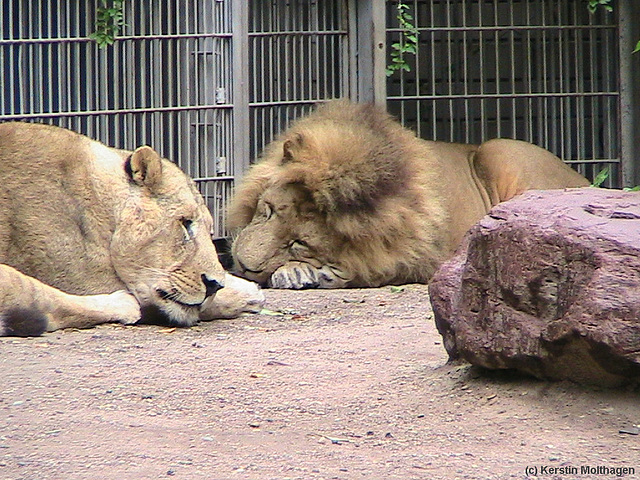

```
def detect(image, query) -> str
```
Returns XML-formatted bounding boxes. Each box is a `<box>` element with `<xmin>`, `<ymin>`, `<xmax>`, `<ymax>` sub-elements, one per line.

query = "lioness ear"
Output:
<box><xmin>126</xmin><ymin>146</ymin><xmax>163</xmax><ymax>189</ymax></box>
<box><xmin>282</xmin><ymin>133</ymin><xmax>304</xmax><ymax>164</ymax></box>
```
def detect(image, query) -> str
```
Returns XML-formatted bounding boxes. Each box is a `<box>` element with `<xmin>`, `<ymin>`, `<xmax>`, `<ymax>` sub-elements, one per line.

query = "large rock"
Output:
<box><xmin>429</xmin><ymin>188</ymin><xmax>640</xmax><ymax>387</ymax></box>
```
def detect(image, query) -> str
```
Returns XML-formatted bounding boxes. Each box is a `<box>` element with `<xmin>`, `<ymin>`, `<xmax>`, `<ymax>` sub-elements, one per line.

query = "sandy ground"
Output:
<box><xmin>1</xmin><ymin>284</ymin><xmax>639</xmax><ymax>480</ymax></box>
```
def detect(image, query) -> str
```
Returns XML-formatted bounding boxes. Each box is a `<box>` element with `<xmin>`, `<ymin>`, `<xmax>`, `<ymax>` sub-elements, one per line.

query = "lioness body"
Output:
<box><xmin>0</xmin><ymin>122</ymin><xmax>262</xmax><ymax>336</ymax></box>
<box><xmin>229</xmin><ymin>100</ymin><xmax>590</xmax><ymax>289</ymax></box>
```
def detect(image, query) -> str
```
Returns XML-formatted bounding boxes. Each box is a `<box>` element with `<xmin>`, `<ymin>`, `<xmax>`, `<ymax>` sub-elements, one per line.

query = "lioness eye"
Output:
<box><xmin>180</xmin><ymin>218</ymin><xmax>194</xmax><ymax>240</ymax></box>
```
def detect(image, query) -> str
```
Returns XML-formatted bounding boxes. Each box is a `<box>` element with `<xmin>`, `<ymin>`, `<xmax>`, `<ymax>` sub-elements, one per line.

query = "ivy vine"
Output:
<box><xmin>587</xmin><ymin>0</ymin><xmax>612</xmax><ymax>14</ymax></box>
<box><xmin>386</xmin><ymin>3</ymin><xmax>419</xmax><ymax>77</ymax></box>
<box><xmin>587</xmin><ymin>0</ymin><xmax>639</xmax><ymax>53</ymax></box>
<box><xmin>89</xmin><ymin>0</ymin><xmax>125</xmax><ymax>48</ymax></box>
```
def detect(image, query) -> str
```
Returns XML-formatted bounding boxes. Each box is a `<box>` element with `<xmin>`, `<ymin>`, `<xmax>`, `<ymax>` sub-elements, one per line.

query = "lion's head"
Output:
<box><xmin>110</xmin><ymin>146</ymin><xmax>228</xmax><ymax>325</ymax></box>
<box><xmin>228</xmin><ymin>100</ymin><xmax>447</xmax><ymax>288</ymax></box>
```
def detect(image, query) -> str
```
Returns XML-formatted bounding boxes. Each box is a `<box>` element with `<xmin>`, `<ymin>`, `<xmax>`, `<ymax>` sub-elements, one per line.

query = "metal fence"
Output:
<box><xmin>1</xmin><ymin>0</ymin><xmax>637</xmax><ymax>239</ymax></box>
<box><xmin>248</xmin><ymin>0</ymin><xmax>351</xmax><ymax>161</ymax></box>
<box><xmin>0</xmin><ymin>0</ymin><xmax>352</xmax><ymax>239</ymax></box>
<box><xmin>1</xmin><ymin>0</ymin><xmax>237</xmax><ymax>237</ymax></box>
<box><xmin>385</xmin><ymin>0</ymin><xmax>627</xmax><ymax>187</ymax></box>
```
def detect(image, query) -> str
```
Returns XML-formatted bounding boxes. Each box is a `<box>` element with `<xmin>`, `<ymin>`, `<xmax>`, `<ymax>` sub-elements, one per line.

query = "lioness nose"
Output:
<box><xmin>201</xmin><ymin>274</ymin><xmax>224</xmax><ymax>298</ymax></box>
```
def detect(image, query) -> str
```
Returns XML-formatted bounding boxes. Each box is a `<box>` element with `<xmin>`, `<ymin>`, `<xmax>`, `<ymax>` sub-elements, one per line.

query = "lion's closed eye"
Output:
<box><xmin>289</xmin><ymin>239</ymin><xmax>311</xmax><ymax>256</ymax></box>
<box><xmin>260</xmin><ymin>202</ymin><xmax>275</xmax><ymax>220</ymax></box>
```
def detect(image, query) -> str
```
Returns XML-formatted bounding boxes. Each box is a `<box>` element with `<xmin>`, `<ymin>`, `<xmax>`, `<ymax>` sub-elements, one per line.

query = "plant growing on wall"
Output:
<box><xmin>386</xmin><ymin>3</ymin><xmax>419</xmax><ymax>76</ymax></box>
<box><xmin>587</xmin><ymin>0</ymin><xmax>612</xmax><ymax>14</ymax></box>
<box><xmin>90</xmin><ymin>0</ymin><xmax>125</xmax><ymax>48</ymax></box>
<box><xmin>587</xmin><ymin>0</ymin><xmax>639</xmax><ymax>52</ymax></box>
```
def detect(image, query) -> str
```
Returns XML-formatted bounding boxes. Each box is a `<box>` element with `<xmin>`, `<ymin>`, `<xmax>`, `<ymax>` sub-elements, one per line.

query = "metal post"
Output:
<box><xmin>619</xmin><ymin>0</ymin><xmax>640</xmax><ymax>187</ymax></box>
<box><xmin>352</xmin><ymin>0</ymin><xmax>386</xmax><ymax>105</ymax></box>
<box><xmin>232</xmin><ymin>0</ymin><xmax>250</xmax><ymax>181</ymax></box>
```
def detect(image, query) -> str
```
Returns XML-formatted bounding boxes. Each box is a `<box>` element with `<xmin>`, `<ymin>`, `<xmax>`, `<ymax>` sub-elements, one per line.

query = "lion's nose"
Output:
<box><xmin>201</xmin><ymin>274</ymin><xmax>224</xmax><ymax>298</ymax></box>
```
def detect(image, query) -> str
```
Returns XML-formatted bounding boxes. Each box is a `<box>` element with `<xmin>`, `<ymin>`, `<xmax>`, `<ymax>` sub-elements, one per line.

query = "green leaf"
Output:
<box><xmin>634</xmin><ymin>40</ymin><xmax>640</xmax><ymax>54</ymax></box>
<box><xmin>591</xmin><ymin>166</ymin><xmax>610</xmax><ymax>187</ymax></box>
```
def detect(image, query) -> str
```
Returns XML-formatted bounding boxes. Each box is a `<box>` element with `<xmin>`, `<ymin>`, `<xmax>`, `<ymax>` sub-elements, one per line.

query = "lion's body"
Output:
<box><xmin>229</xmin><ymin>100</ymin><xmax>590</xmax><ymax>289</ymax></box>
<box><xmin>0</xmin><ymin>122</ymin><xmax>262</xmax><ymax>336</ymax></box>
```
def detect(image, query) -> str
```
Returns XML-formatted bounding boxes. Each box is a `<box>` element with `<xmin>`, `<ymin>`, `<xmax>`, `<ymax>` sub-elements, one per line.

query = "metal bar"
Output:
<box><xmin>348</xmin><ymin>0</ymin><xmax>358</xmax><ymax>101</ymax></box>
<box><xmin>574</xmin><ymin>5</ymin><xmax>585</xmax><ymax>164</ymax></box>
<box><xmin>509</xmin><ymin>0</ymin><xmax>516</xmax><ymax>139</ymax></box>
<box><xmin>588</xmin><ymin>7</ymin><xmax>597</xmax><ymax>163</ymax></box>
<box><xmin>232</xmin><ymin>0</ymin><xmax>250</xmax><ymax>181</ymax></box>
<box><xmin>193</xmin><ymin>176</ymin><xmax>235</xmax><ymax>183</ymax></box>
<box><xmin>541</xmin><ymin>0</ymin><xmax>549</xmax><ymax>150</ymax></box>
<box><xmin>478</xmin><ymin>0</ymin><xmax>486</xmax><ymax>140</ymax></box>
<box><xmin>559</xmin><ymin>4</ymin><xmax>566</xmax><ymax>160</ymax></box>
<box><xmin>0</xmin><ymin>32</ymin><xmax>234</xmax><ymax>46</ymax></box>
<box><xmin>249</xmin><ymin>30</ymin><xmax>349</xmax><ymax>38</ymax></box>
<box><xmin>248</xmin><ymin>99</ymin><xmax>326</xmax><ymax>108</ymax></box>
<box><xmin>493</xmin><ymin>0</ymin><xmax>501</xmax><ymax>138</ymax></box>
<box><xmin>603</xmin><ymin>13</ymin><xmax>615</xmax><ymax>170</ymax></box>
<box><xmin>561</xmin><ymin>159</ymin><xmax>621</xmax><ymax>165</ymax></box>
<box><xmin>387</xmin><ymin>25</ymin><xmax>617</xmax><ymax>33</ymax></box>
<box><xmin>446</xmin><ymin>0</ymin><xmax>454</xmax><ymax>140</ymax></box>
<box><xmin>0</xmin><ymin>104</ymin><xmax>232</xmax><ymax>121</ymax></box>
<box><xmin>619</xmin><ymin>0</ymin><xmax>639</xmax><ymax>186</ymax></box>
<box><xmin>353</xmin><ymin>0</ymin><xmax>386</xmax><ymax>104</ymax></box>
<box><xmin>462</xmin><ymin>0</ymin><xmax>470</xmax><ymax>143</ymax></box>
<box><xmin>413</xmin><ymin>0</ymin><xmax>421</xmax><ymax>138</ymax></box>
<box><xmin>525</xmin><ymin>0</ymin><xmax>533</xmax><ymax>142</ymax></box>
<box><xmin>430</xmin><ymin>0</ymin><xmax>436</xmax><ymax>139</ymax></box>
<box><xmin>385</xmin><ymin>92</ymin><xmax>620</xmax><ymax>101</ymax></box>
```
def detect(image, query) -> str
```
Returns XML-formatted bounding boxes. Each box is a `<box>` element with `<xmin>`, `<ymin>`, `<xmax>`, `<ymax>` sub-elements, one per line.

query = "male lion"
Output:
<box><xmin>0</xmin><ymin>122</ymin><xmax>263</xmax><ymax>336</ymax></box>
<box><xmin>228</xmin><ymin>100</ymin><xmax>590</xmax><ymax>289</ymax></box>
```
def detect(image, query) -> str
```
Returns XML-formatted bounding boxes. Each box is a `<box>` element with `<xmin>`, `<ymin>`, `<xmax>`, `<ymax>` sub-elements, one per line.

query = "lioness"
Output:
<box><xmin>0</xmin><ymin>122</ymin><xmax>263</xmax><ymax>336</ymax></box>
<box><xmin>229</xmin><ymin>100</ymin><xmax>590</xmax><ymax>289</ymax></box>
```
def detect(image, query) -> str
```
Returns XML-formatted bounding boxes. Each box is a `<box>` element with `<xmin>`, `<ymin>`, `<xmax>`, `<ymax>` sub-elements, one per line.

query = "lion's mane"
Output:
<box><xmin>229</xmin><ymin>100</ymin><xmax>451</xmax><ymax>286</ymax></box>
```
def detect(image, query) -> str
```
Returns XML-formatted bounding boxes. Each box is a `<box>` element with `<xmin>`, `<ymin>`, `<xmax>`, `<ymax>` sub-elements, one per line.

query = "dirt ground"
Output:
<box><xmin>1</xmin><ymin>284</ymin><xmax>639</xmax><ymax>480</ymax></box>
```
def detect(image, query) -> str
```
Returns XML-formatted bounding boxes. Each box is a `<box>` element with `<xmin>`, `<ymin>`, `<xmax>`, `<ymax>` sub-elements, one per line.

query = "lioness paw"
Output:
<box><xmin>107</xmin><ymin>290</ymin><xmax>142</xmax><ymax>325</ymax></box>
<box><xmin>270</xmin><ymin>262</ymin><xmax>347</xmax><ymax>289</ymax></box>
<box><xmin>199</xmin><ymin>273</ymin><xmax>265</xmax><ymax>320</ymax></box>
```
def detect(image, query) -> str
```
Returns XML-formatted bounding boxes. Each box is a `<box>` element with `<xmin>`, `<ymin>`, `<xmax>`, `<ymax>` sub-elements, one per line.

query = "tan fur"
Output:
<box><xmin>228</xmin><ymin>100</ymin><xmax>590</xmax><ymax>289</ymax></box>
<box><xmin>0</xmin><ymin>122</ymin><xmax>263</xmax><ymax>336</ymax></box>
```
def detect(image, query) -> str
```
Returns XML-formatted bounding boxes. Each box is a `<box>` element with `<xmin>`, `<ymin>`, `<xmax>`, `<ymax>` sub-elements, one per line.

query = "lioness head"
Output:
<box><xmin>111</xmin><ymin>146</ymin><xmax>227</xmax><ymax>325</ymax></box>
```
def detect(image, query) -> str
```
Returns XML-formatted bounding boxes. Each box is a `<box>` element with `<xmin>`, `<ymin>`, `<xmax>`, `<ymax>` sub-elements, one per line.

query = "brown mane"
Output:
<box><xmin>228</xmin><ymin>99</ymin><xmax>589</xmax><ymax>289</ymax></box>
<box><xmin>228</xmin><ymin>100</ymin><xmax>449</xmax><ymax>286</ymax></box>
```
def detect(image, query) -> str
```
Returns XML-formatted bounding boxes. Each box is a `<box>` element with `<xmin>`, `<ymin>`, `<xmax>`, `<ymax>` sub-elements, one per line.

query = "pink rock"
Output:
<box><xmin>429</xmin><ymin>187</ymin><xmax>640</xmax><ymax>387</ymax></box>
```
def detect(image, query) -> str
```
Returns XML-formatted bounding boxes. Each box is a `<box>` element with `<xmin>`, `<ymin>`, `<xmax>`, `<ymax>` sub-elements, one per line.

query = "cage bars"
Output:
<box><xmin>386</xmin><ymin>0</ymin><xmax>621</xmax><ymax>186</ymax></box>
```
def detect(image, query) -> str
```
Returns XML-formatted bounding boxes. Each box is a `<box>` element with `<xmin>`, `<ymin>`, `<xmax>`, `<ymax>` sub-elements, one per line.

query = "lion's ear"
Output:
<box><xmin>126</xmin><ymin>146</ymin><xmax>163</xmax><ymax>190</ymax></box>
<box><xmin>282</xmin><ymin>133</ymin><xmax>304</xmax><ymax>164</ymax></box>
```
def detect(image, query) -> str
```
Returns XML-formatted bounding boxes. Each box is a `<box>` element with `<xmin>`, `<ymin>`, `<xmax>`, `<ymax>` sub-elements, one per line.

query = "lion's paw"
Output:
<box><xmin>269</xmin><ymin>262</ymin><xmax>347</xmax><ymax>289</ymax></box>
